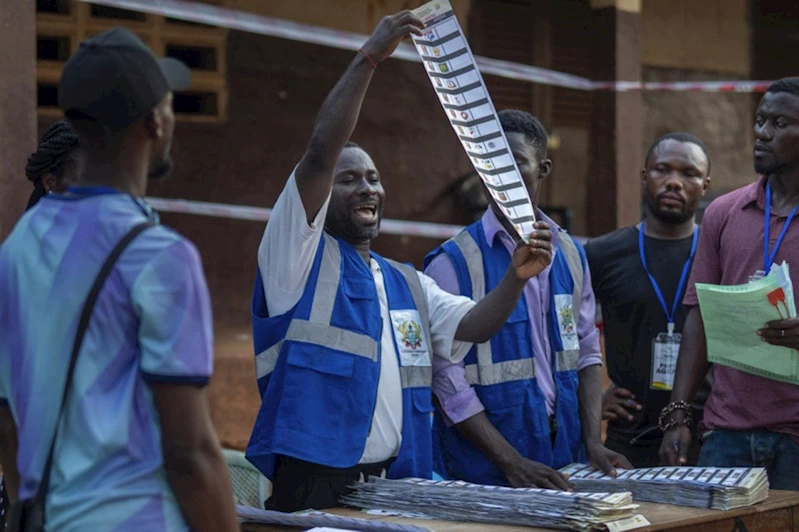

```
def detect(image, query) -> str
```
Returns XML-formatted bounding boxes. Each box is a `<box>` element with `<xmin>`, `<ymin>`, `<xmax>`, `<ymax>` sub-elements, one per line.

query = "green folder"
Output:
<box><xmin>696</xmin><ymin>262</ymin><xmax>798</xmax><ymax>385</ymax></box>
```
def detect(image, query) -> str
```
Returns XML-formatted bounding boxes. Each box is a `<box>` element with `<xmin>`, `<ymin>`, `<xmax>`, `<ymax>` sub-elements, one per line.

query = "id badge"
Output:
<box><xmin>651</xmin><ymin>332</ymin><xmax>681</xmax><ymax>391</ymax></box>
<box><xmin>749</xmin><ymin>269</ymin><xmax>766</xmax><ymax>283</ymax></box>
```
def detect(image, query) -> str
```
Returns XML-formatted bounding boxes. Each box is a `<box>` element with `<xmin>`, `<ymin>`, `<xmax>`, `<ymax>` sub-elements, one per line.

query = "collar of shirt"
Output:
<box><xmin>481</xmin><ymin>206</ymin><xmax>563</xmax><ymax>250</ymax></box>
<box><xmin>741</xmin><ymin>175</ymin><xmax>768</xmax><ymax>212</ymax></box>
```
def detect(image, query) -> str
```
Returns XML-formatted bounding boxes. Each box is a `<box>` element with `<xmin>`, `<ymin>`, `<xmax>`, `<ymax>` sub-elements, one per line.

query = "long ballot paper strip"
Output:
<box><xmin>342</xmin><ymin>477</ymin><xmax>650</xmax><ymax>531</ymax></box>
<box><xmin>696</xmin><ymin>261</ymin><xmax>799</xmax><ymax>384</ymax></box>
<box><xmin>236</xmin><ymin>505</ymin><xmax>430</xmax><ymax>532</ymax></box>
<box><xmin>560</xmin><ymin>464</ymin><xmax>769</xmax><ymax>511</ymax></box>
<box><xmin>411</xmin><ymin>0</ymin><xmax>536</xmax><ymax>241</ymax></box>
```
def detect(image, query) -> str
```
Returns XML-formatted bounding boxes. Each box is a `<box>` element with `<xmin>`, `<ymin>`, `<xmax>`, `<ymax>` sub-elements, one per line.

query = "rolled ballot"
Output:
<box><xmin>560</xmin><ymin>464</ymin><xmax>769</xmax><ymax>511</ymax></box>
<box><xmin>411</xmin><ymin>0</ymin><xmax>537</xmax><ymax>242</ymax></box>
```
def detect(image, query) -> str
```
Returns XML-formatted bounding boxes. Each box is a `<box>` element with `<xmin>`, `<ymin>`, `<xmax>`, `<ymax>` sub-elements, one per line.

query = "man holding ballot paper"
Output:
<box><xmin>246</xmin><ymin>11</ymin><xmax>556</xmax><ymax>513</ymax></box>
<box><xmin>660</xmin><ymin>77</ymin><xmax>799</xmax><ymax>490</ymax></box>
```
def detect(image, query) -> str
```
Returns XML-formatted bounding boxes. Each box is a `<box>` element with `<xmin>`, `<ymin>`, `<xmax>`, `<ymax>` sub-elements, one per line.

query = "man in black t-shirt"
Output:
<box><xmin>585</xmin><ymin>133</ymin><xmax>713</xmax><ymax>467</ymax></box>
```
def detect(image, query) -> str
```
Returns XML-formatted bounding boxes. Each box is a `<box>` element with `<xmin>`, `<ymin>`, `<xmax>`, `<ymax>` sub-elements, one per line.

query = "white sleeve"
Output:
<box><xmin>417</xmin><ymin>271</ymin><xmax>476</xmax><ymax>363</ymax></box>
<box><xmin>258</xmin><ymin>170</ymin><xmax>330</xmax><ymax>317</ymax></box>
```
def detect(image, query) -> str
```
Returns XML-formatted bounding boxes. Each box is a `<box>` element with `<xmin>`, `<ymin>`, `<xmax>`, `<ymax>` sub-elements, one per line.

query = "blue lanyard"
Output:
<box><xmin>764</xmin><ymin>182</ymin><xmax>799</xmax><ymax>274</ymax></box>
<box><xmin>638</xmin><ymin>222</ymin><xmax>699</xmax><ymax>329</ymax></box>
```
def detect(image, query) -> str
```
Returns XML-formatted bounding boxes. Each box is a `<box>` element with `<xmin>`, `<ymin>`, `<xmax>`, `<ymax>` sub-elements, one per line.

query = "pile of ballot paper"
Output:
<box><xmin>342</xmin><ymin>477</ymin><xmax>650</xmax><ymax>531</ymax></box>
<box><xmin>560</xmin><ymin>464</ymin><xmax>769</xmax><ymax>510</ymax></box>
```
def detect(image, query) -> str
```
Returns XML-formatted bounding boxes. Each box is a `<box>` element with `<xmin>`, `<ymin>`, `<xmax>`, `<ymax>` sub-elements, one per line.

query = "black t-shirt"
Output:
<box><xmin>585</xmin><ymin>226</ymin><xmax>709</xmax><ymax>442</ymax></box>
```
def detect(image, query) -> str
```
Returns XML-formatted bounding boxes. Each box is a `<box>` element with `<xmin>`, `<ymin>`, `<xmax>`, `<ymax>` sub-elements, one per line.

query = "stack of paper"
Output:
<box><xmin>236</xmin><ymin>506</ymin><xmax>430</xmax><ymax>532</ymax></box>
<box><xmin>697</xmin><ymin>261</ymin><xmax>799</xmax><ymax>384</ymax></box>
<box><xmin>342</xmin><ymin>477</ymin><xmax>650</xmax><ymax>531</ymax></box>
<box><xmin>560</xmin><ymin>464</ymin><xmax>769</xmax><ymax>510</ymax></box>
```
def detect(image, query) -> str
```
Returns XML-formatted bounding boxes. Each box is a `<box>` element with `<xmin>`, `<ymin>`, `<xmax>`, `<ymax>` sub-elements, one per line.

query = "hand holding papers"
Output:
<box><xmin>411</xmin><ymin>0</ymin><xmax>538</xmax><ymax>242</ymax></box>
<box><xmin>696</xmin><ymin>261</ymin><xmax>799</xmax><ymax>384</ymax></box>
<box><xmin>560</xmin><ymin>464</ymin><xmax>769</xmax><ymax>511</ymax></box>
<box><xmin>343</xmin><ymin>477</ymin><xmax>650</xmax><ymax>531</ymax></box>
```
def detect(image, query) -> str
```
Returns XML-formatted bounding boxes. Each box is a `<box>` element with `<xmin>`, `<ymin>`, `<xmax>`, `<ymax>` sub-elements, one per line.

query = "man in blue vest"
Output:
<box><xmin>246</xmin><ymin>14</ymin><xmax>556</xmax><ymax>512</ymax></box>
<box><xmin>425</xmin><ymin>110</ymin><xmax>632</xmax><ymax>489</ymax></box>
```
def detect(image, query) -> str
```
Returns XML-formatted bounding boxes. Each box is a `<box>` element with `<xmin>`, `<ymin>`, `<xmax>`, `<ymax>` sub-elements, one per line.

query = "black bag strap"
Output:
<box><xmin>35</xmin><ymin>221</ymin><xmax>156</xmax><ymax>510</ymax></box>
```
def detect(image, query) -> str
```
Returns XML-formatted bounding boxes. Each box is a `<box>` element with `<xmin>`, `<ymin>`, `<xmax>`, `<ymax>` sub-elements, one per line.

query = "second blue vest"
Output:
<box><xmin>424</xmin><ymin>220</ymin><xmax>587</xmax><ymax>486</ymax></box>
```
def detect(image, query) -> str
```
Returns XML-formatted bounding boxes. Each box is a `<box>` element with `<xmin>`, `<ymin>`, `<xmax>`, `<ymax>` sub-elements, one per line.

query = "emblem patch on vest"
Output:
<box><xmin>390</xmin><ymin>309</ymin><xmax>431</xmax><ymax>367</ymax></box>
<box><xmin>554</xmin><ymin>294</ymin><xmax>579</xmax><ymax>351</ymax></box>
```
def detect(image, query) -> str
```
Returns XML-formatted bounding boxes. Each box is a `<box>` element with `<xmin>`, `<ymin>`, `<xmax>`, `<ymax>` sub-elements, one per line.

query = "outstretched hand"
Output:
<box><xmin>586</xmin><ymin>442</ymin><xmax>632</xmax><ymax>477</ymax></box>
<box><xmin>504</xmin><ymin>456</ymin><xmax>573</xmax><ymax>491</ymax></box>
<box><xmin>361</xmin><ymin>10</ymin><xmax>425</xmax><ymax>65</ymax></box>
<box><xmin>512</xmin><ymin>221</ymin><xmax>553</xmax><ymax>281</ymax></box>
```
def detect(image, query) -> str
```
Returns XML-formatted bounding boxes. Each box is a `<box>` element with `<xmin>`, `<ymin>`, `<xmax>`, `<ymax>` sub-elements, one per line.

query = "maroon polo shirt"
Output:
<box><xmin>684</xmin><ymin>175</ymin><xmax>799</xmax><ymax>441</ymax></box>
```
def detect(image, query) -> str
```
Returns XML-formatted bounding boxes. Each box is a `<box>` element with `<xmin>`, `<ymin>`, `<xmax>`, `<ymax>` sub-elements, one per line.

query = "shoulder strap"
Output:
<box><xmin>36</xmin><ymin>221</ymin><xmax>156</xmax><ymax>508</ymax></box>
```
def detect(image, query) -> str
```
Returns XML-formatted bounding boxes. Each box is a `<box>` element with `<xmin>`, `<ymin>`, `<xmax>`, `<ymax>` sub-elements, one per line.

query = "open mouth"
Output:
<box><xmin>353</xmin><ymin>204</ymin><xmax>378</xmax><ymax>224</ymax></box>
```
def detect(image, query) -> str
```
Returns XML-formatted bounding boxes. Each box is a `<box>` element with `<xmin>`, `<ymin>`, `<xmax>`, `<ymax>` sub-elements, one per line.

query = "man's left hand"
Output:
<box><xmin>758</xmin><ymin>318</ymin><xmax>799</xmax><ymax>350</ymax></box>
<box><xmin>585</xmin><ymin>442</ymin><xmax>633</xmax><ymax>477</ymax></box>
<box><xmin>512</xmin><ymin>221</ymin><xmax>553</xmax><ymax>280</ymax></box>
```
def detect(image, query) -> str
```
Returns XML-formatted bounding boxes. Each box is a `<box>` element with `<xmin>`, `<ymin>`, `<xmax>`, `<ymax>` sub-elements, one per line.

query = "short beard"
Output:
<box><xmin>325</xmin><ymin>209</ymin><xmax>382</xmax><ymax>243</ymax></box>
<box><xmin>148</xmin><ymin>156</ymin><xmax>174</xmax><ymax>181</ymax></box>
<box><xmin>646</xmin><ymin>195</ymin><xmax>692</xmax><ymax>224</ymax></box>
<box><xmin>754</xmin><ymin>160</ymin><xmax>779</xmax><ymax>176</ymax></box>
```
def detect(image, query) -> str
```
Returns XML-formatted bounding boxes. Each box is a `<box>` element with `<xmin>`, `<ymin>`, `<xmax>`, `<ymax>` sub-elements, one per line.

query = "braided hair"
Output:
<box><xmin>25</xmin><ymin>120</ymin><xmax>80</xmax><ymax>210</ymax></box>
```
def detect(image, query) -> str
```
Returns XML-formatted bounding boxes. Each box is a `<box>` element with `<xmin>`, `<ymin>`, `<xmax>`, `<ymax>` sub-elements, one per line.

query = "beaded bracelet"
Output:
<box><xmin>658</xmin><ymin>400</ymin><xmax>694</xmax><ymax>432</ymax></box>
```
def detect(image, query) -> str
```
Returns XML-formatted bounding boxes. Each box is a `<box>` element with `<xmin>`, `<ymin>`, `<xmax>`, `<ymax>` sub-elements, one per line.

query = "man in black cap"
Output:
<box><xmin>0</xmin><ymin>28</ymin><xmax>237</xmax><ymax>531</ymax></box>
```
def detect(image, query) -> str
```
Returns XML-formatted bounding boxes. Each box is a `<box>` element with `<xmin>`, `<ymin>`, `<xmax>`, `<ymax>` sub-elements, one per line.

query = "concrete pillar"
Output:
<box><xmin>587</xmin><ymin>0</ymin><xmax>642</xmax><ymax>236</ymax></box>
<box><xmin>0</xmin><ymin>1</ymin><xmax>37</xmax><ymax>240</ymax></box>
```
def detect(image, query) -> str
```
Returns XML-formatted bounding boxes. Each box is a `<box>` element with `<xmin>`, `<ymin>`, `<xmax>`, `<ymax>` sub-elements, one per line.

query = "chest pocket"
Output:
<box><xmin>335</xmin><ymin>277</ymin><xmax>378</xmax><ymax>336</ymax></box>
<box><xmin>493</xmin><ymin>302</ymin><xmax>532</xmax><ymax>364</ymax></box>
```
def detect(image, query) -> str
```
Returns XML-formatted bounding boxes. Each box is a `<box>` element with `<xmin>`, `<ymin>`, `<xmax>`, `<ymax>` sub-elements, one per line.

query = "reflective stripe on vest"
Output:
<box><xmin>255</xmin><ymin>236</ymin><xmax>433</xmax><ymax>389</ymax></box>
<box><xmin>450</xmin><ymin>230</ymin><xmax>583</xmax><ymax>385</ymax></box>
<box><xmin>553</xmin><ymin>234</ymin><xmax>583</xmax><ymax>372</ymax></box>
<box><xmin>386</xmin><ymin>258</ymin><xmax>434</xmax><ymax>388</ymax></box>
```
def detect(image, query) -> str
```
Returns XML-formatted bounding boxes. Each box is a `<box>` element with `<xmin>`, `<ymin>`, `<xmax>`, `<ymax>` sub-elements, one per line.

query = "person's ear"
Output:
<box><xmin>41</xmin><ymin>173</ymin><xmax>57</xmax><ymax>193</ymax></box>
<box><xmin>144</xmin><ymin>108</ymin><xmax>164</xmax><ymax>141</ymax></box>
<box><xmin>539</xmin><ymin>159</ymin><xmax>553</xmax><ymax>180</ymax></box>
<box><xmin>702</xmin><ymin>175</ymin><xmax>711</xmax><ymax>196</ymax></box>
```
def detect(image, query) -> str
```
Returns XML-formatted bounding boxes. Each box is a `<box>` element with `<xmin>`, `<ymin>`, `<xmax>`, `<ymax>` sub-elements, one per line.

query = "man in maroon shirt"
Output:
<box><xmin>659</xmin><ymin>77</ymin><xmax>799</xmax><ymax>490</ymax></box>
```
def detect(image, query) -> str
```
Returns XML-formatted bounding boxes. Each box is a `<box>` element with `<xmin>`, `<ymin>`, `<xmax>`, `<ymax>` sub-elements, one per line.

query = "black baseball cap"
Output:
<box><xmin>59</xmin><ymin>27</ymin><xmax>191</xmax><ymax>133</ymax></box>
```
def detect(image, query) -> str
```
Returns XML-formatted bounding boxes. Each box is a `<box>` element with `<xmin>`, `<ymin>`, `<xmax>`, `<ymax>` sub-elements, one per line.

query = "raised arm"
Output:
<box><xmin>455</xmin><ymin>221</ymin><xmax>552</xmax><ymax>342</ymax></box>
<box><xmin>295</xmin><ymin>11</ymin><xmax>424</xmax><ymax>222</ymax></box>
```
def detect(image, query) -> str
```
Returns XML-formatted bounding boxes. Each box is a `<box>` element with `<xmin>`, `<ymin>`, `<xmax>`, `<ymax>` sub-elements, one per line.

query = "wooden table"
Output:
<box><xmin>241</xmin><ymin>490</ymin><xmax>799</xmax><ymax>531</ymax></box>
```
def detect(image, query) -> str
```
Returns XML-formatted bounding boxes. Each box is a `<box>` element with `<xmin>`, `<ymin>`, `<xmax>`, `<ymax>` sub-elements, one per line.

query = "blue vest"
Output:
<box><xmin>424</xmin><ymin>220</ymin><xmax>587</xmax><ymax>486</ymax></box>
<box><xmin>246</xmin><ymin>233</ymin><xmax>434</xmax><ymax>480</ymax></box>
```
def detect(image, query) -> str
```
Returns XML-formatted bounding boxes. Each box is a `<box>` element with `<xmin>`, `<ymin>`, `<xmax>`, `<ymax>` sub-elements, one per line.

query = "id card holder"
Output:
<box><xmin>749</xmin><ymin>269</ymin><xmax>766</xmax><ymax>283</ymax></box>
<box><xmin>651</xmin><ymin>325</ymin><xmax>681</xmax><ymax>391</ymax></box>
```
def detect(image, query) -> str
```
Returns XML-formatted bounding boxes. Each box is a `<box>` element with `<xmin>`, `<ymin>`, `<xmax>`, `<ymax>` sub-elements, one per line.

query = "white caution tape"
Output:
<box><xmin>145</xmin><ymin>197</ymin><xmax>466</xmax><ymax>240</ymax></box>
<box><xmin>145</xmin><ymin>196</ymin><xmax>589</xmax><ymax>244</ymax></box>
<box><xmin>81</xmin><ymin>0</ymin><xmax>771</xmax><ymax>92</ymax></box>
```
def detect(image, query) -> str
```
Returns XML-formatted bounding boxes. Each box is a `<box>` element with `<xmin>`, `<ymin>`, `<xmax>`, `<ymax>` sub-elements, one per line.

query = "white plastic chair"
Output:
<box><xmin>222</xmin><ymin>448</ymin><xmax>271</xmax><ymax>509</ymax></box>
